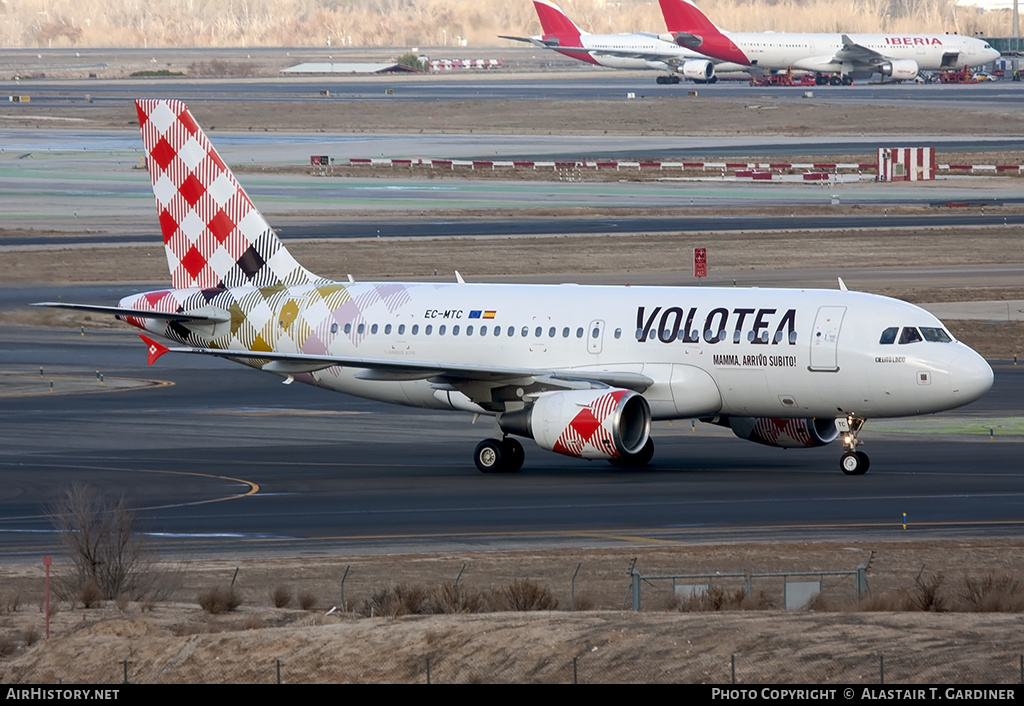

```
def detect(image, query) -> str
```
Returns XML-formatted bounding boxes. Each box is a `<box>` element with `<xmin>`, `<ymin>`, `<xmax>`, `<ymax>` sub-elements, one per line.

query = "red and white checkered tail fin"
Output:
<box><xmin>135</xmin><ymin>99</ymin><xmax>324</xmax><ymax>290</ymax></box>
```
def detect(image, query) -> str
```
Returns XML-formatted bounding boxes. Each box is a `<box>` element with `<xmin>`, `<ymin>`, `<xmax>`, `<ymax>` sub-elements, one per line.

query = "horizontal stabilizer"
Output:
<box><xmin>140</xmin><ymin>334</ymin><xmax>170</xmax><ymax>366</ymax></box>
<box><xmin>31</xmin><ymin>302</ymin><xmax>230</xmax><ymax>323</ymax></box>
<box><xmin>673</xmin><ymin>32</ymin><xmax>705</xmax><ymax>49</ymax></box>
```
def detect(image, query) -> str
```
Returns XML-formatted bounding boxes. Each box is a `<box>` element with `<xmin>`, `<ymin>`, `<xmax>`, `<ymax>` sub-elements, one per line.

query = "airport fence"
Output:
<box><xmin>79</xmin><ymin>651</ymin><xmax>1024</xmax><ymax>684</ymax></box>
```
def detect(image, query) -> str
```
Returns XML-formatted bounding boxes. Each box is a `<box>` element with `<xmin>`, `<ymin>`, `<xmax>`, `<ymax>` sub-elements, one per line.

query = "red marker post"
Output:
<box><xmin>693</xmin><ymin>247</ymin><xmax>707</xmax><ymax>281</ymax></box>
<box><xmin>43</xmin><ymin>555</ymin><xmax>51</xmax><ymax>638</ymax></box>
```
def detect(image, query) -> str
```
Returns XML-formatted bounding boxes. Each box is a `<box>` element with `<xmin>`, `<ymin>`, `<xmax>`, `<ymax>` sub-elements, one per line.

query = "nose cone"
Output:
<box><xmin>951</xmin><ymin>349</ymin><xmax>993</xmax><ymax>405</ymax></box>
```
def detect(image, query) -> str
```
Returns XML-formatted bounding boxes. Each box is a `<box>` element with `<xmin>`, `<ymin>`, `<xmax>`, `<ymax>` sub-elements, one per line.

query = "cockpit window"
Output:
<box><xmin>879</xmin><ymin>327</ymin><xmax>898</xmax><ymax>345</ymax></box>
<box><xmin>920</xmin><ymin>327</ymin><xmax>952</xmax><ymax>343</ymax></box>
<box><xmin>899</xmin><ymin>327</ymin><xmax>923</xmax><ymax>344</ymax></box>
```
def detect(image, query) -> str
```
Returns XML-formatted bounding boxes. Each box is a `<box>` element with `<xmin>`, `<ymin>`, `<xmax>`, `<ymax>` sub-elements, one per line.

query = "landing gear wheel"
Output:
<box><xmin>829</xmin><ymin>75</ymin><xmax>842</xmax><ymax>86</ymax></box>
<box><xmin>672</xmin><ymin>75</ymin><xmax>681</xmax><ymax>84</ymax></box>
<box><xmin>501</xmin><ymin>437</ymin><xmax>525</xmax><ymax>473</ymax></box>
<box><xmin>854</xmin><ymin>450</ymin><xmax>870</xmax><ymax>474</ymax></box>
<box><xmin>474</xmin><ymin>439</ymin><xmax>503</xmax><ymax>474</ymax></box>
<box><xmin>840</xmin><ymin>451</ymin><xmax>869</xmax><ymax>475</ymax></box>
<box><xmin>608</xmin><ymin>437</ymin><xmax>655</xmax><ymax>468</ymax></box>
<box><xmin>656</xmin><ymin>75</ymin><xmax>666</xmax><ymax>85</ymax></box>
<box><xmin>841</xmin><ymin>74</ymin><xmax>854</xmax><ymax>86</ymax></box>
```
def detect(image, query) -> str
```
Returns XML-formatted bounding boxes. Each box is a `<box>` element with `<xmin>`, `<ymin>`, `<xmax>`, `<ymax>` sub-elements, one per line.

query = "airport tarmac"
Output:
<box><xmin>0</xmin><ymin>322</ymin><xmax>1021</xmax><ymax>561</ymax></box>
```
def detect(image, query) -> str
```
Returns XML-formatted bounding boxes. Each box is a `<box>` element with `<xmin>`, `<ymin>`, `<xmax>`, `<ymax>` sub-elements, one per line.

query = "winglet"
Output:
<box><xmin>140</xmin><ymin>334</ymin><xmax>170</xmax><ymax>366</ymax></box>
<box><xmin>838</xmin><ymin>277</ymin><xmax>848</xmax><ymax>292</ymax></box>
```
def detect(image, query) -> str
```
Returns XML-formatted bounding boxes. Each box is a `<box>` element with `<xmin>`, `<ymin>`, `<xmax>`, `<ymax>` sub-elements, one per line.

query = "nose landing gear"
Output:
<box><xmin>838</xmin><ymin>415</ymin><xmax>869</xmax><ymax>475</ymax></box>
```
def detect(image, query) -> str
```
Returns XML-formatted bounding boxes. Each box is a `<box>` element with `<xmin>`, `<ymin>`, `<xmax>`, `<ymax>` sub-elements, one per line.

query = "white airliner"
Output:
<box><xmin>659</xmin><ymin>0</ymin><xmax>1001</xmax><ymax>83</ymax></box>
<box><xmin>36</xmin><ymin>99</ymin><xmax>993</xmax><ymax>476</ymax></box>
<box><xmin>501</xmin><ymin>0</ymin><xmax>746</xmax><ymax>84</ymax></box>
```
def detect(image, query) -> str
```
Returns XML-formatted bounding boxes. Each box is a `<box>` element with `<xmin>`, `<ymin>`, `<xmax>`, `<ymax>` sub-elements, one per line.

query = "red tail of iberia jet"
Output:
<box><xmin>136</xmin><ymin>99</ymin><xmax>327</xmax><ymax>291</ymax></box>
<box><xmin>658</xmin><ymin>0</ymin><xmax>751</xmax><ymax>66</ymax></box>
<box><xmin>533</xmin><ymin>0</ymin><xmax>588</xmax><ymax>43</ymax></box>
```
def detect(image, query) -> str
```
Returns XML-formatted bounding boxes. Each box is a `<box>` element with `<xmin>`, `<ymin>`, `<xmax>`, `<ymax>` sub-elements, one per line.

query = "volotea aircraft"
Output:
<box><xmin>659</xmin><ymin>0</ymin><xmax>1001</xmax><ymax>84</ymax></box>
<box><xmin>501</xmin><ymin>0</ymin><xmax>746</xmax><ymax>84</ymax></box>
<box><xmin>36</xmin><ymin>99</ymin><xmax>993</xmax><ymax>476</ymax></box>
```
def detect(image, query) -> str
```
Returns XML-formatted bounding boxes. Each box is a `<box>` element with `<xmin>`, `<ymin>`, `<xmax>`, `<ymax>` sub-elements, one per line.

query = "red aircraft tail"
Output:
<box><xmin>135</xmin><ymin>99</ymin><xmax>325</xmax><ymax>291</ymax></box>
<box><xmin>658</xmin><ymin>0</ymin><xmax>750</xmax><ymax>66</ymax></box>
<box><xmin>533</xmin><ymin>0</ymin><xmax>586</xmax><ymax>43</ymax></box>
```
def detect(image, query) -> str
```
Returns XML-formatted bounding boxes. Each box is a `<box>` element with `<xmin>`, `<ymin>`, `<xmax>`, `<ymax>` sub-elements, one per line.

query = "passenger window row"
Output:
<box><xmin>326</xmin><ymin>322</ymin><xmax>625</xmax><ymax>340</ymax></box>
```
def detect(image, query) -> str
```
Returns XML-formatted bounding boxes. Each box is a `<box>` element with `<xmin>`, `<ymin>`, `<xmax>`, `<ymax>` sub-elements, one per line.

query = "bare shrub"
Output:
<box><xmin>3</xmin><ymin>592</ymin><xmax>21</xmax><ymax>613</ymax></box>
<box><xmin>172</xmin><ymin>622</ymin><xmax>220</xmax><ymax>637</ymax></box>
<box><xmin>242</xmin><ymin>614</ymin><xmax>264</xmax><ymax>630</ymax></box>
<box><xmin>495</xmin><ymin>579</ymin><xmax>558</xmax><ymax>611</ymax></box>
<box><xmin>955</xmin><ymin>572</ymin><xmax>1024</xmax><ymax>612</ymax></box>
<box><xmin>427</xmin><ymin>582</ymin><xmax>485</xmax><ymax>614</ymax></box>
<box><xmin>0</xmin><ymin>633</ymin><xmax>18</xmax><ymax>658</ymax></box>
<box><xmin>740</xmin><ymin>589</ymin><xmax>776</xmax><ymax>610</ymax></box>
<box><xmin>79</xmin><ymin>580</ymin><xmax>103</xmax><ymax>609</ymax></box>
<box><xmin>298</xmin><ymin>590</ymin><xmax>318</xmax><ymax>611</ymax></box>
<box><xmin>270</xmin><ymin>585</ymin><xmax>292</xmax><ymax>608</ymax></box>
<box><xmin>361</xmin><ymin>583</ymin><xmax>428</xmax><ymax>618</ymax></box>
<box><xmin>908</xmin><ymin>573</ymin><xmax>947</xmax><ymax>612</ymax></box>
<box><xmin>197</xmin><ymin>585</ymin><xmax>242</xmax><ymax>614</ymax></box>
<box><xmin>21</xmin><ymin>627</ymin><xmax>39</xmax><ymax>648</ymax></box>
<box><xmin>39</xmin><ymin>599</ymin><xmax>60</xmax><ymax>619</ymax></box>
<box><xmin>572</xmin><ymin>592</ymin><xmax>596</xmax><ymax>611</ymax></box>
<box><xmin>48</xmin><ymin>484</ymin><xmax>151</xmax><ymax>601</ymax></box>
<box><xmin>187</xmin><ymin>60</ymin><xmax>259</xmax><ymax>78</ymax></box>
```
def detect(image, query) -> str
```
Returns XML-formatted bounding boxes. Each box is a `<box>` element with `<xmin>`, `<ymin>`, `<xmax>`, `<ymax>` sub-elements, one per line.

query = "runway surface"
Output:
<box><xmin>0</xmin><ymin>323</ymin><xmax>1020</xmax><ymax>561</ymax></box>
<box><xmin>3</xmin><ymin>126</ymin><xmax>1024</xmax><ymax>237</ymax></box>
<box><xmin>6</xmin><ymin>67</ymin><xmax>1024</xmax><ymax>111</ymax></box>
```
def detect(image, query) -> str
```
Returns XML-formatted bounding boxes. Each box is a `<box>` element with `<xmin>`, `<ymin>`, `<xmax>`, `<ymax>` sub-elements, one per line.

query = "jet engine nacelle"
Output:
<box><xmin>500</xmin><ymin>388</ymin><xmax>651</xmax><ymax>459</ymax></box>
<box><xmin>879</xmin><ymin>59</ymin><xmax>919</xmax><ymax>80</ymax></box>
<box><xmin>681</xmin><ymin>60</ymin><xmax>715</xmax><ymax>81</ymax></box>
<box><xmin>723</xmin><ymin>416</ymin><xmax>839</xmax><ymax>448</ymax></box>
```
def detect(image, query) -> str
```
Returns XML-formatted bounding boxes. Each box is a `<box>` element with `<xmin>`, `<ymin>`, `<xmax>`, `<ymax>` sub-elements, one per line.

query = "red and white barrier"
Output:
<box><xmin>878</xmin><ymin>147</ymin><xmax>935</xmax><ymax>182</ymax></box>
<box><xmin>326</xmin><ymin>155</ymin><xmax>1024</xmax><ymax>177</ymax></box>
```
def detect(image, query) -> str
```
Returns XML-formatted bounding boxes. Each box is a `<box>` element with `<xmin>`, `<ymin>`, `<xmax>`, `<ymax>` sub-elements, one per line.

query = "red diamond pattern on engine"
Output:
<box><xmin>135</xmin><ymin>99</ymin><xmax>322</xmax><ymax>291</ymax></box>
<box><xmin>752</xmin><ymin>418</ymin><xmax>814</xmax><ymax>447</ymax></box>
<box><xmin>553</xmin><ymin>389</ymin><xmax>628</xmax><ymax>459</ymax></box>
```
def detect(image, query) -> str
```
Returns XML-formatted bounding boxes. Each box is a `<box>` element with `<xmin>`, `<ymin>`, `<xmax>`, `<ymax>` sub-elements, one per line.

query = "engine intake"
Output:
<box><xmin>879</xmin><ymin>59</ymin><xmax>919</xmax><ymax>80</ymax></box>
<box><xmin>500</xmin><ymin>388</ymin><xmax>651</xmax><ymax>459</ymax></box>
<box><xmin>681</xmin><ymin>60</ymin><xmax>715</xmax><ymax>81</ymax></box>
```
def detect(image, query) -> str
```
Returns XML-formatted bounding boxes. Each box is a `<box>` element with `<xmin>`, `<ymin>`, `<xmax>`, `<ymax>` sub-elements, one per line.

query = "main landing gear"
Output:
<box><xmin>474</xmin><ymin>437</ymin><xmax>525</xmax><ymax>474</ymax></box>
<box><xmin>817</xmin><ymin>73</ymin><xmax>854</xmax><ymax>86</ymax></box>
<box><xmin>656</xmin><ymin>74</ymin><xmax>681</xmax><ymax>85</ymax></box>
<box><xmin>838</xmin><ymin>415</ymin><xmax>870</xmax><ymax>475</ymax></box>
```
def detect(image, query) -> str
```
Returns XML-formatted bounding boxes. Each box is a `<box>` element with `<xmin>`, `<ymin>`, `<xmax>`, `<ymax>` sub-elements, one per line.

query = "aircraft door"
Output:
<box><xmin>587</xmin><ymin>319</ymin><xmax>605</xmax><ymax>354</ymax></box>
<box><xmin>809</xmin><ymin>306</ymin><xmax>846</xmax><ymax>372</ymax></box>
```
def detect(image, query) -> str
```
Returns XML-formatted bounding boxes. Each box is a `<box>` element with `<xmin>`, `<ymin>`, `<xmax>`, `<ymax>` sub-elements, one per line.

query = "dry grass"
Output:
<box><xmin>0</xmin><ymin>0</ymin><xmax>1013</xmax><ymax>49</ymax></box>
<box><xmin>197</xmin><ymin>585</ymin><xmax>243</xmax><ymax>615</ymax></box>
<box><xmin>270</xmin><ymin>585</ymin><xmax>293</xmax><ymax>608</ymax></box>
<box><xmin>3</xmin><ymin>541</ymin><xmax>1024</xmax><ymax>682</ymax></box>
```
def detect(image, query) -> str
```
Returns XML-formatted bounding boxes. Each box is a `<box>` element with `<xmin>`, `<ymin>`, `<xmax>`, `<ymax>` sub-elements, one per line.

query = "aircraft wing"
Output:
<box><xmin>834</xmin><ymin>35</ymin><xmax>887</xmax><ymax>65</ymax></box>
<box><xmin>141</xmin><ymin>335</ymin><xmax>654</xmax><ymax>392</ymax></box>
<box><xmin>497</xmin><ymin>34</ymin><xmax>560</xmax><ymax>49</ymax></box>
